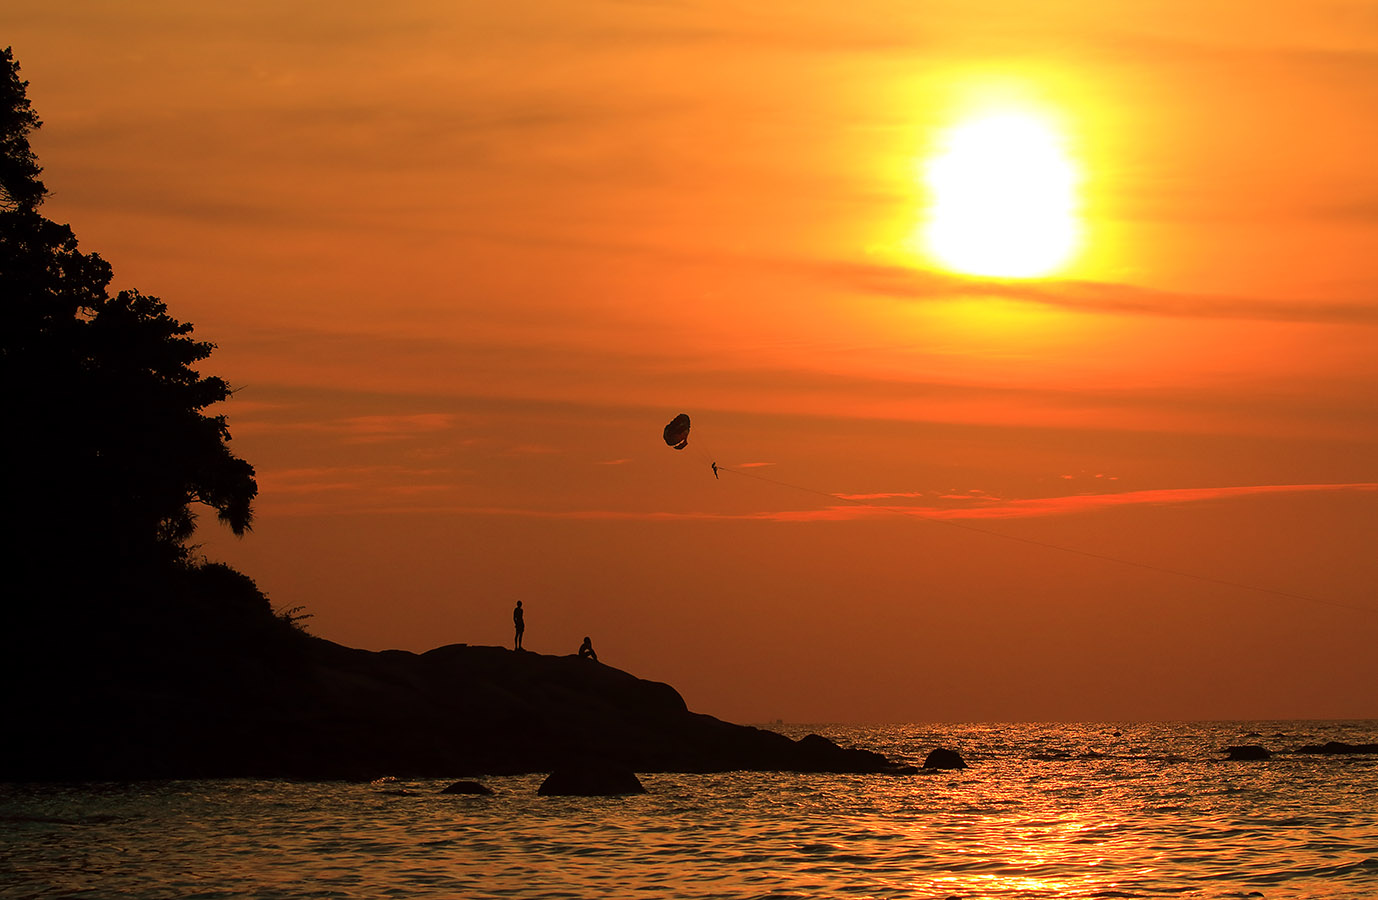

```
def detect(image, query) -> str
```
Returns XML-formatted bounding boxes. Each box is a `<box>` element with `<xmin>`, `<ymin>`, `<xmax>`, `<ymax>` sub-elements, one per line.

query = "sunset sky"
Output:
<box><xmin>7</xmin><ymin>1</ymin><xmax>1376</xmax><ymax>722</ymax></box>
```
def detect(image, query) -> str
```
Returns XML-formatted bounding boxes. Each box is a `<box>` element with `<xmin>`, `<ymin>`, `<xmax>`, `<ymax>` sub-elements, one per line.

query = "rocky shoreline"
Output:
<box><xmin>5</xmin><ymin>637</ymin><xmax>916</xmax><ymax>781</ymax></box>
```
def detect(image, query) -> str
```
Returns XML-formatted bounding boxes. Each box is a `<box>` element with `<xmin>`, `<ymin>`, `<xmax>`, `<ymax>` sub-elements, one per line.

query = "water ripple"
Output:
<box><xmin>1</xmin><ymin>721</ymin><xmax>1376</xmax><ymax>899</ymax></box>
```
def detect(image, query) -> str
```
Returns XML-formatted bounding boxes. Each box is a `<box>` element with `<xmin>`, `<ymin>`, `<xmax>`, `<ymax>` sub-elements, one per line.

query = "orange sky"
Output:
<box><xmin>7</xmin><ymin>1</ymin><xmax>1377</xmax><ymax>721</ymax></box>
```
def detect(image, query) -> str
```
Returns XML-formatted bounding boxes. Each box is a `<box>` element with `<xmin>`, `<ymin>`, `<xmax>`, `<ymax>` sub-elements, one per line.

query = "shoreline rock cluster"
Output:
<box><xmin>1223</xmin><ymin>741</ymin><xmax>1378</xmax><ymax>761</ymax></box>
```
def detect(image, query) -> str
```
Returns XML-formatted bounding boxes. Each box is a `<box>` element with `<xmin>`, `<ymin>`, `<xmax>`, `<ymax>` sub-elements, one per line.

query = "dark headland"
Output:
<box><xmin>0</xmin><ymin>48</ymin><xmax>901</xmax><ymax>785</ymax></box>
<box><xmin>4</xmin><ymin>600</ymin><xmax>914</xmax><ymax>781</ymax></box>
<box><xmin>0</xmin><ymin>49</ymin><xmax>915</xmax><ymax>784</ymax></box>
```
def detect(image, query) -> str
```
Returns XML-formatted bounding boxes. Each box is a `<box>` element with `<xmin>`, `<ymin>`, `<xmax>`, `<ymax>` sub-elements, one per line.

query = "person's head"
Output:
<box><xmin>582</xmin><ymin>636</ymin><xmax>591</xmax><ymax>644</ymax></box>
<box><xmin>516</xmin><ymin>600</ymin><xmax>522</xmax><ymax>608</ymax></box>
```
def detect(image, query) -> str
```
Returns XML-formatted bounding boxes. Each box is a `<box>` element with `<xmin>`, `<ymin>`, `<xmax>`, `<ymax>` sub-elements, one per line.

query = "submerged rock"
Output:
<box><xmin>922</xmin><ymin>748</ymin><xmax>967</xmax><ymax>770</ymax></box>
<box><xmin>538</xmin><ymin>758</ymin><xmax>646</xmax><ymax>796</ymax></box>
<box><xmin>1224</xmin><ymin>745</ymin><xmax>1271</xmax><ymax>761</ymax></box>
<box><xmin>440</xmin><ymin>780</ymin><xmax>494</xmax><ymax>795</ymax></box>
<box><xmin>1296</xmin><ymin>741</ymin><xmax>1378</xmax><ymax>755</ymax></box>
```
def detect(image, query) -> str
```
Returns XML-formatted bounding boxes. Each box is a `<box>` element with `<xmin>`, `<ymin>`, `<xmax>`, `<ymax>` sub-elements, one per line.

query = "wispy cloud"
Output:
<box><xmin>421</xmin><ymin>228</ymin><xmax>1378</xmax><ymax>329</ymax></box>
<box><xmin>268</xmin><ymin>481</ymin><xmax>1378</xmax><ymax>522</ymax></box>
<box><xmin>336</xmin><ymin>414</ymin><xmax>458</xmax><ymax>443</ymax></box>
<box><xmin>785</xmin><ymin>482</ymin><xmax>1378</xmax><ymax>522</ymax></box>
<box><xmin>234</xmin><ymin>412</ymin><xmax>459</xmax><ymax>443</ymax></box>
<box><xmin>814</xmin><ymin>261</ymin><xmax>1378</xmax><ymax>326</ymax></box>
<box><xmin>833</xmin><ymin>491</ymin><xmax>925</xmax><ymax>500</ymax></box>
<box><xmin>505</xmin><ymin>443</ymin><xmax>562</xmax><ymax>456</ymax></box>
<box><xmin>257</xmin><ymin>464</ymin><xmax>458</xmax><ymax>495</ymax></box>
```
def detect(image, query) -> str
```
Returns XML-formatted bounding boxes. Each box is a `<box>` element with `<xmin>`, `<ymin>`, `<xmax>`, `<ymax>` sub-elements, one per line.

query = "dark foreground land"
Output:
<box><xmin>4</xmin><ymin>613</ymin><xmax>912</xmax><ymax>781</ymax></box>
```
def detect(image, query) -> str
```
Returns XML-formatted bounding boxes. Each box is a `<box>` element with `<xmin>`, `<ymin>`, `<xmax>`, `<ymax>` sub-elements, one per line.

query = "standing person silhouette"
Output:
<box><xmin>513</xmin><ymin>600</ymin><xmax>525</xmax><ymax>650</ymax></box>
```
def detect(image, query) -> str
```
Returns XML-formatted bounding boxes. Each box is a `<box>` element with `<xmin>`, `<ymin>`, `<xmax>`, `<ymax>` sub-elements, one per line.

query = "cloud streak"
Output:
<box><xmin>816</xmin><ymin>262</ymin><xmax>1378</xmax><ymax>326</ymax></box>
<box><xmin>806</xmin><ymin>482</ymin><xmax>1378</xmax><ymax>522</ymax></box>
<box><xmin>258</xmin><ymin>481</ymin><xmax>1378</xmax><ymax>522</ymax></box>
<box><xmin>233</xmin><ymin>412</ymin><xmax>460</xmax><ymax>444</ymax></box>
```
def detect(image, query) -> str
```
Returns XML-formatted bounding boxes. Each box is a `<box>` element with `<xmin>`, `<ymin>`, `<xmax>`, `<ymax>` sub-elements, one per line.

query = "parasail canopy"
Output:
<box><xmin>663</xmin><ymin>413</ymin><xmax>691</xmax><ymax>450</ymax></box>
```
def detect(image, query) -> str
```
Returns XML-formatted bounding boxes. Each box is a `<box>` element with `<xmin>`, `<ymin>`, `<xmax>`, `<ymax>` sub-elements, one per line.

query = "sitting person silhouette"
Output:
<box><xmin>578</xmin><ymin>636</ymin><xmax>598</xmax><ymax>662</ymax></box>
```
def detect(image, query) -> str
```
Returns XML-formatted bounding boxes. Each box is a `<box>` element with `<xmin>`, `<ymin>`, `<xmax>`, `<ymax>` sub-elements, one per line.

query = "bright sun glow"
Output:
<box><xmin>921</xmin><ymin>111</ymin><xmax>1082</xmax><ymax>278</ymax></box>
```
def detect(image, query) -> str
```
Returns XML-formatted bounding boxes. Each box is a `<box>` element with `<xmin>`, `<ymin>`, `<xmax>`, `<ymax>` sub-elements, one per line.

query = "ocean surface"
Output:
<box><xmin>2</xmin><ymin>721</ymin><xmax>1376</xmax><ymax>900</ymax></box>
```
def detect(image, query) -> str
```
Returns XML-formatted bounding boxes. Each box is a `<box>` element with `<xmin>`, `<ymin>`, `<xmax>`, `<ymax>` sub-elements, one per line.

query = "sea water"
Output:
<box><xmin>2</xmin><ymin>721</ymin><xmax>1375</xmax><ymax>899</ymax></box>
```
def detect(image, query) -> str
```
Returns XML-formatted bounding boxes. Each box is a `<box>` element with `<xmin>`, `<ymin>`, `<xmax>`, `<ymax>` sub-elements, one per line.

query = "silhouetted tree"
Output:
<box><xmin>0</xmin><ymin>48</ymin><xmax>256</xmax><ymax>605</ymax></box>
<box><xmin>0</xmin><ymin>47</ymin><xmax>44</xmax><ymax>212</ymax></box>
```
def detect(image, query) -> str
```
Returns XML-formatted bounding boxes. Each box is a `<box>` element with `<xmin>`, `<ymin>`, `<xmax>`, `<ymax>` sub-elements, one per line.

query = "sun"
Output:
<box><xmin>919</xmin><ymin>110</ymin><xmax>1082</xmax><ymax>279</ymax></box>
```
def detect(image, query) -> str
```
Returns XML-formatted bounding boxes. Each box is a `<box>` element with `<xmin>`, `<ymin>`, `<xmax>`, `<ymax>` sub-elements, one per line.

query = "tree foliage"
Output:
<box><xmin>0</xmin><ymin>47</ymin><xmax>257</xmax><ymax>595</ymax></box>
<box><xmin>0</xmin><ymin>47</ymin><xmax>44</xmax><ymax>212</ymax></box>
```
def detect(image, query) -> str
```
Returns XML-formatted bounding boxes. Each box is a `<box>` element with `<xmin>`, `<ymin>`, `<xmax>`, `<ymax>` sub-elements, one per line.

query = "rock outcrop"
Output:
<box><xmin>1296</xmin><ymin>741</ymin><xmax>1378</xmax><ymax>755</ymax></box>
<box><xmin>538</xmin><ymin>758</ymin><xmax>646</xmax><ymax>796</ymax></box>
<box><xmin>922</xmin><ymin>747</ymin><xmax>967</xmax><ymax>770</ymax></box>
<box><xmin>440</xmin><ymin>780</ymin><xmax>494</xmax><ymax>795</ymax></box>
<box><xmin>5</xmin><ymin>638</ymin><xmax>916</xmax><ymax>781</ymax></box>
<box><xmin>1224</xmin><ymin>745</ymin><xmax>1271</xmax><ymax>761</ymax></box>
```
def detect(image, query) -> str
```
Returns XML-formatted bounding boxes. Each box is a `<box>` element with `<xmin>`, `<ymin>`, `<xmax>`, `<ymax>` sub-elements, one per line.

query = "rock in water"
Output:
<box><xmin>923</xmin><ymin>748</ymin><xmax>967</xmax><ymax>770</ymax></box>
<box><xmin>791</xmin><ymin>733</ymin><xmax>916</xmax><ymax>773</ymax></box>
<box><xmin>440</xmin><ymin>780</ymin><xmax>494</xmax><ymax>795</ymax></box>
<box><xmin>1296</xmin><ymin>741</ymin><xmax>1378</xmax><ymax>755</ymax></box>
<box><xmin>1224</xmin><ymin>745</ymin><xmax>1271</xmax><ymax>761</ymax></box>
<box><xmin>538</xmin><ymin>758</ymin><xmax>646</xmax><ymax>796</ymax></box>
